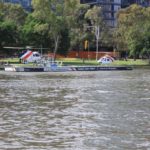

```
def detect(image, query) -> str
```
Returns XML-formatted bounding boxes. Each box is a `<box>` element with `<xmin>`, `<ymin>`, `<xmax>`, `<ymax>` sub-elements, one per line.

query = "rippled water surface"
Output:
<box><xmin>0</xmin><ymin>69</ymin><xmax>150</xmax><ymax>150</ymax></box>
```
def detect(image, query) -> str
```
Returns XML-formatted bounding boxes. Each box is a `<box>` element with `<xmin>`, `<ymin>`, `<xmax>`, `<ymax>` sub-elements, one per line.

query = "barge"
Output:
<box><xmin>4</xmin><ymin>65</ymin><xmax>133</xmax><ymax>72</ymax></box>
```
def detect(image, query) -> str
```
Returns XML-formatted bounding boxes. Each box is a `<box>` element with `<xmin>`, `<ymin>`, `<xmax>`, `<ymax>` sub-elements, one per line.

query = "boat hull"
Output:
<box><xmin>71</xmin><ymin>66</ymin><xmax>132</xmax><ymax>71</ymax></box>
<box><xmin>4</xmin><ymin>66</ymin><xmax>132</xmax><ymax>72</ymax></box>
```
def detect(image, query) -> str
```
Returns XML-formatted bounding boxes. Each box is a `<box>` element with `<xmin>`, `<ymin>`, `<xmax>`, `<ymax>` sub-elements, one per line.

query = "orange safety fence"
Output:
<box><xmin>66</xmin><ymin>51</ymin><xmax>120</xmax><ymax>59</ymax></box>
<box><xmin>48</xmin><ymin>51</ymin><xmax>120</xmax><ymax>59</ymax></box>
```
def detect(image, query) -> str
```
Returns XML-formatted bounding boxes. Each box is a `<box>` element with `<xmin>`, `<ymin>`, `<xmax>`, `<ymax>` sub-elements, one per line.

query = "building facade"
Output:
<box><xmin>122</xmin><ymin>0</ymin><xmax>150</xmax><ymax>8</ymax></box>
<box><xmin>80</xmin><ymin>0</ymin><xmax>150</xmax><ymax>27</ymax></box>
<box><xmin>1</xmin><ymin>0</ymin><xmax>32</xmax><ymax>11</ymax></box>
<box><xmin>81</xmin><ymin>0</ymin><xmax>121</xmax><ymax>27</ymax></box>
<box><xmin>1</xmin><ymin>0</ymin><xmax>150</xmax><ymax>26</ymax></box>
<box><xmin>101</xmin><ymin>0</ymin><xmax>121</xmax><ymax>27</ymax></box>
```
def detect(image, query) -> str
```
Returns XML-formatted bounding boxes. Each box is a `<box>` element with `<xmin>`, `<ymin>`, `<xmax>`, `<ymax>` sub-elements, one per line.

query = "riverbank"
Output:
<box><xmin>0</xmin><ymin>58</ymin><xmax>150</xmax><ymax>69</ymax></box>
<box><xmin>59</xmin><ymin>58</ymin><xmax>149</xmax><ymax>67</ymax></box>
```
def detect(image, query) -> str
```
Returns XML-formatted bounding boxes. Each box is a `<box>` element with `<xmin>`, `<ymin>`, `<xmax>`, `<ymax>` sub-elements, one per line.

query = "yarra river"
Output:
<box><xmin>0</xmin><ymin>69</ymin><xmax>150</xmax><ymax>150</ymax></box>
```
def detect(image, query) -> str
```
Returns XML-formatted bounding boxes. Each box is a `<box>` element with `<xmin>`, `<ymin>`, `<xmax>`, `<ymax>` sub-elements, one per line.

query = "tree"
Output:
<box><xmin>21</xmin><ymin>14</ymin><xmax>46</xmax><ymax>46</ymax></box>
<box><xmin>115</xmin><ymin>4</ymin><xmax>150</xmax><ymax>62</ymax></box>
<box><xmin>57</xmin><ymin>27</ymin><xmax>70</xmax><ymax>56</ymax></box>
<box><xmin>0</xmin><ymin>20</ymin><xmax>17</xmax><ymax>48</ymax></box>
<box><xmin>140</xmin><ymin>7</ymin><xmax>150</xmax><ymax>63</ymax></box>
<box><xmin>84</xmin><ymin>5</ymin><xmax>111</xmax><ymax>57</ymax></box>
<box><xmin>32</xmin><ymin>0</ymin><xmax>68</xmax><ymax>59</ymax></box>
<box><xmin>3</xmin><ymin>3</ymin><xmax>27</xmax><ymax>27</ymax></box>
<box><xmin>64</xmin><ymin>0</ymin><xmax>89</xmax><ymax>51</ymax></box>
<box><xmin>0</xmin><ymin>2</ymin><xmax>27</xmax><ymax>49</ymax></box>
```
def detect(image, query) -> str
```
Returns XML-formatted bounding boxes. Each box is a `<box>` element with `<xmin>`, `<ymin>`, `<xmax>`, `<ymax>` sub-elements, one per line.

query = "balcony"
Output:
<box><xmin>80</xmin><ymin>0</ymin><xmax>121</xmax><ymax>6</ymax></box>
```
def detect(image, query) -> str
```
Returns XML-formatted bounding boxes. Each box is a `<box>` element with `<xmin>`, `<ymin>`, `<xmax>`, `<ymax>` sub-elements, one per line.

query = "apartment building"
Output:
<box><xmin>1</xmin><ymin>0</ymin><xmax>32</xmax><ymax>11</ymax></box>
<box><xmin>80</xmin><ymin>0</ymin><xmax>150</xmax><ymax>27</ymax></box>
<box><xmin>122</xmin><ymin>0</ymin><xmax>150</xmax><ymax>8</ymax></box>
<box><xmin>1</xmin><ymin>0</ymin><xmax>150</xmax><ymax>26</ymax></box>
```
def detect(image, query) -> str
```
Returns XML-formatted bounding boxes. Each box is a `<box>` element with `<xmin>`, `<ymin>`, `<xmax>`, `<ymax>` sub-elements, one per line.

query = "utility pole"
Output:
<box><xmin>40</xmin><ymin>44</ymin><xmax>43</xmax><ymax>57</ymax></box>
<box><xmin>95</xmin><ymin>25</ymin><xmax>100</xmax><ymax>61</ymax></box>
<box><xmin>86</xmin><ymin>25</ymin><xmax>100</xmax><ymax>61</ymax></box>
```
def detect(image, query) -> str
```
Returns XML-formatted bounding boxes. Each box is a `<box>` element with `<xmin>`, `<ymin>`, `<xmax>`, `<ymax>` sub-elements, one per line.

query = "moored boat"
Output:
<box><xmin>4</xmin><ymin>65</ymin><xmax>132</xmax><ymax>72</ymax></box>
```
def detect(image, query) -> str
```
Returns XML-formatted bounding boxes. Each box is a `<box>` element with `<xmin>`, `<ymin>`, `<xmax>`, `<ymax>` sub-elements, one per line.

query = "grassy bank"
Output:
<box><xmin>58</xmin><ymin>58</ymin><xmax>149</xmax><ymax>67</ymax></box>
<box><xmin>0</xmin><ymin>58</ymin><xmax>20</xmax><ymax>64</ymax></box>
<box><xmin>0</xmin><ymin>57</ymin><xmax>149</xmax><ymax>67</ymax></box>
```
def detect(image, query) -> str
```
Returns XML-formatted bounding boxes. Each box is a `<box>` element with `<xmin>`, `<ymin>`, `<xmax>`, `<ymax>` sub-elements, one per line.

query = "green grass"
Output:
<box><xmin>58</xmin><ymin>58</ymin><xmax>99</xmax><ymax>66</ymax></box>
<box><xmin>0</xmin><ymin>58</ymin><xmax>20</xmax><ymax>64</ymax></box>
<box><xmin>111</xmin><ymin>59</ymin><xmax>149</xmax><ymax>66</ymax></box>
<box><xmin>58</xmin><ymin>58</ymin><xmax>149</xmax><ymax>66</ymax></box>
<box><xmin>0</xmin><ymin>57</ymin><xmax>149</xmax><ymax>67</ymax></box>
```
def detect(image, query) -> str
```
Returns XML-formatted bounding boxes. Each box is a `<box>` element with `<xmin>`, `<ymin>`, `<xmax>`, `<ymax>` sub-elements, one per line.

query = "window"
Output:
<box><xmin>80</xmin><ymin>0</ymin><xmax>97</xmax><ymax>4</ymax></box>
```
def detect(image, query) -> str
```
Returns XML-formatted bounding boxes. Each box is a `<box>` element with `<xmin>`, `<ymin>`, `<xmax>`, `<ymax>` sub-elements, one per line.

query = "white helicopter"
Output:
<box><xmin>20</xmin><ymin>50</ymin><xmax>41</xmax><ymax>63</ymax></box>
<box><xmin>97</xmin><ymin>55</ymin><xmax>115</xmax><ymax>64</ymax></box>
<box><xmin>3</xmin><ymin>46</ymin><xmax>50</xmax><ymax>63</ymax></box>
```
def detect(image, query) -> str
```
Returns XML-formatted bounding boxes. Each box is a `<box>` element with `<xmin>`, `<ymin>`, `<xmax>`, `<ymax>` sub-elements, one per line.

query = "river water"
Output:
<box><xmin>0</xmin><ymin>69</ymin><xmax>150</xmax><ymax>150</ymax></box>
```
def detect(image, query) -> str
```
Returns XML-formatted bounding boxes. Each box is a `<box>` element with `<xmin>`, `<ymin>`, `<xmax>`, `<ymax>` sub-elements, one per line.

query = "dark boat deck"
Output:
<box><xmin>71</xmin><ymin>66</ymin><xmax>133</xmax><ymax>71</ymax></box>
<box><xmin>4</xmin><ymin>65</ymin><xmax>133</xmax><ymax>72</ymax></box>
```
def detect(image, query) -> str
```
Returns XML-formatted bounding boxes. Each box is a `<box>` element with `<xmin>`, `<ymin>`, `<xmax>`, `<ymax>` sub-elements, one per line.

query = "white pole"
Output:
<box><xmin>86</xmin><ymin>25</ymin><xmax>100</xmax><ymax>61</ymax></box>
<box><xmin>41</xmin><ymin>45</ymin><xmax>43</xmax><ymax>57</ymax></box>
<box><xmin>95</xmin><ymin>26</ymin><xmax>99</xmax><ymax>61</ymax></box>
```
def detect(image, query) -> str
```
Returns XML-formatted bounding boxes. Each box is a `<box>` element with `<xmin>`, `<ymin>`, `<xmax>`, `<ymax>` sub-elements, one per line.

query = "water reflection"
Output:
<box><xmin>0</xmin><ymin>70</ymin><xmax>150</xmax><ymax>149</ymax></box>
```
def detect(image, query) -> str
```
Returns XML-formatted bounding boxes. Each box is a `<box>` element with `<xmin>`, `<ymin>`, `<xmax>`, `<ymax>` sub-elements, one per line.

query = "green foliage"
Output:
<box><xmin>0</xmin><ymin>2</ymin><xmax>27</xmax><ymax>49</ymax></box>
<box><xmin>0</xmin><ymin>2</ymin><xmax>27</xmax><ymax>26</ymax></box>
<box><xmin>0</xmin><ymin>0</ymin><xmax>112</xmax><ymax>57</ymax></box>
<box><xmin>57</xmin><ymin>27</ymin><xmax>70</xmax><ymax>56</ymax></box>
<box><xmin>116</xmin><ymin>4</ymin><xmax>150</xmax><ymax>63</ymax></box>
<box><xmin>31</xmin><ymin>0</ymin><xmax>68</xmax><ymax>58</ymax></box>
<box><xmin>85</xmin><ymin>6</ymin><xmax>102</xmax><ymax>26</ymax></box>
<box><xmin>0</xmin><ymin>20</ymin><xmax>17</xmax><ymax>48</ymax></box>
<box><xmin>21</xmin><ymin>14</ymin><xmax>41</xmax><ymax>46</ymax></box>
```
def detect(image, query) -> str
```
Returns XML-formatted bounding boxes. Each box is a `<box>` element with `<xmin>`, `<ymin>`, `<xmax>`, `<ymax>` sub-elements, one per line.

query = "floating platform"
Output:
<box><xmin>71</xmin><ymin>66</ymin><xmax>132</xmax><ymax>71</ymax></box>
<box><xmin>4</xmin><ymin>65</ymin><xmax>132</xmax><ymax>72</ymax></box>
<box><xmin>4</xmin><ymin>66</ymin><xmax>70</xmax><ymax>72</ymax></box>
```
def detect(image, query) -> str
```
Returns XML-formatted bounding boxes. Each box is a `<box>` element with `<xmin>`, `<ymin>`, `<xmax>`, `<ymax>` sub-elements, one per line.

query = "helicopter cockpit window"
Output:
<box><xmin>33</xmin><ymin>54</ymin><xmax>40</xmax><ymax>57</ymax></box>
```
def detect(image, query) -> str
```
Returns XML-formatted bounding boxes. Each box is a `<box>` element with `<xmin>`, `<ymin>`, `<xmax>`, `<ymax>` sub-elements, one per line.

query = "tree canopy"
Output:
<box><xmin>3</xmin><ymin>1</ymin><xmax>150</xmax><ymax>61</ymax></box>
<box><xmin>115</xmin><ymin>4</ymin><xmax>150</xmax><ymax>62</ymax></box>
<box><xmin>0</xmin><ymin>2</ymin><xmax>27</xmax><ymax>49</ymax></box>
<box><xmin>0</xmin><ymin>0</ymin><xmax>109</xmax><ymax>56</ymax></box>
